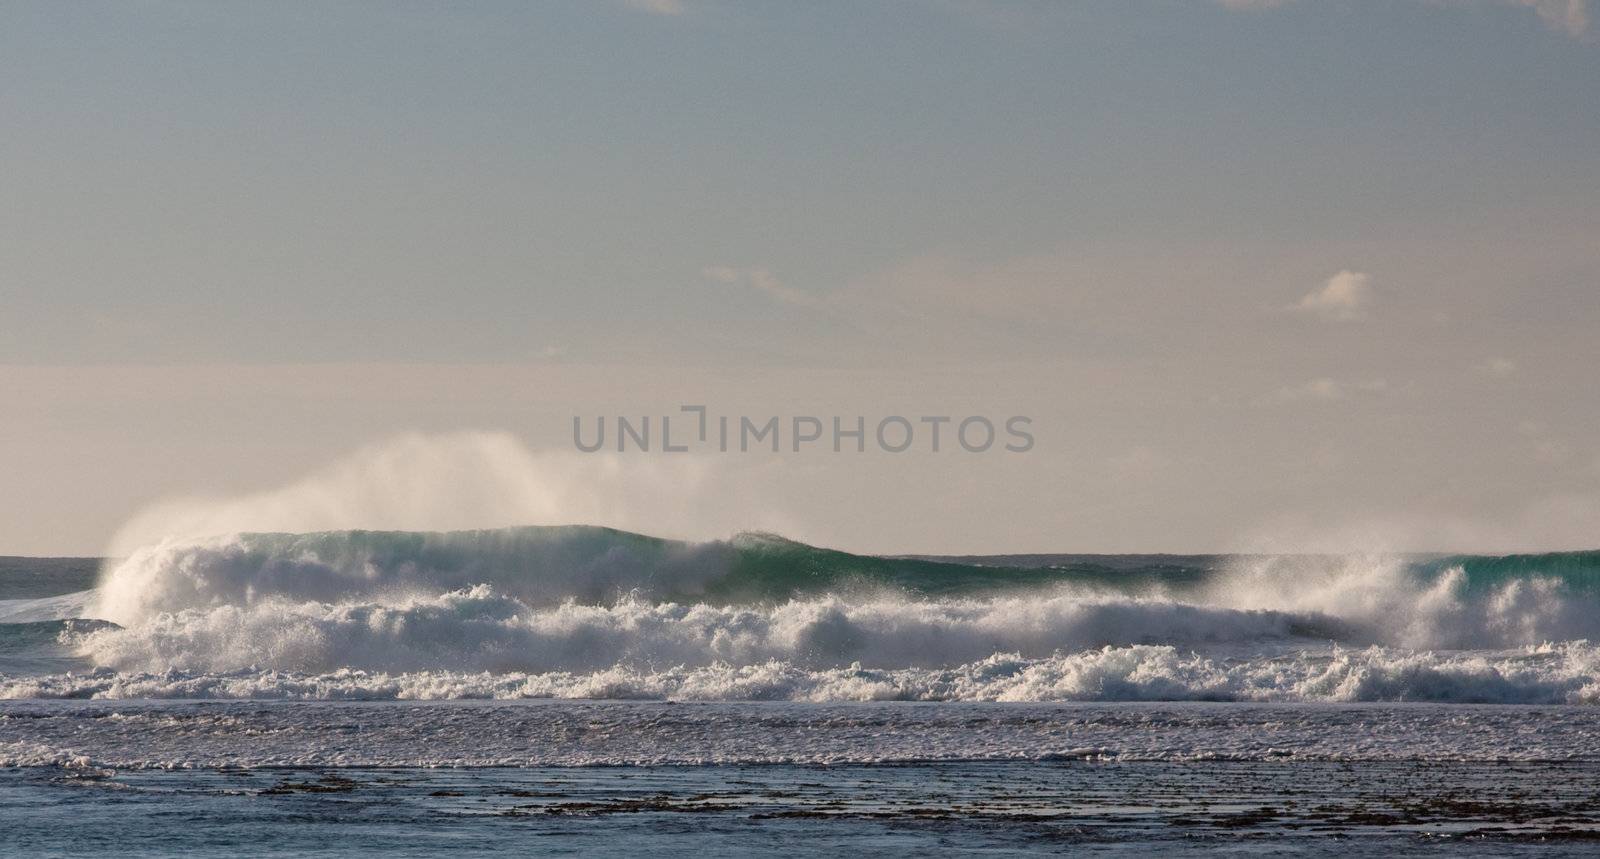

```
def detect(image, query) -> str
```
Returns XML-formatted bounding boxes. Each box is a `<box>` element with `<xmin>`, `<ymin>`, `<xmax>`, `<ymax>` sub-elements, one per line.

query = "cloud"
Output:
<box><xmin>702</xmin><ymin>266</ymin><xmax>818</xmax><ymax>307</ymax></box>
<box><xmin>1293</xmin><ymin>270</ymin><xmax>1372</xmax><ymax>321</ymax></box>
<box><xmin>1218</xmin><ymin>0</ymin><xmax>1591</xmax><ymax>38</ymax></box>
<box><xmin>1510</xmin><ymin>0</ymin><xmax>1591</xmax><ymax>37</ymax></box>
<box><xmin>1269</xmin><ymin>377</ymin><xmax>1389</xmax><ymax>403</ymax></box>
<box><xmin>622</xmin><ymin>0</ymin><xmax>685</xmax><ymax>14</ymax></box>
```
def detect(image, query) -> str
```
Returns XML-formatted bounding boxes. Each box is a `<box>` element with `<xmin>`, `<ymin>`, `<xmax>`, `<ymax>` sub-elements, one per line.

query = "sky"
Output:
<box><xmin>2</xmin><ymin>0</ymin><xmax>1598</xmax><ymax>556</ymax></box>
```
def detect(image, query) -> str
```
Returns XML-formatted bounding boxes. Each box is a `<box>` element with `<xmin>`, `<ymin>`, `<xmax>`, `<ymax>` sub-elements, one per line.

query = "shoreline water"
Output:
<box><xmin>7</xmin><ymin>714</ymin><xmax>1600</xmax><ymax>856</ymax></box>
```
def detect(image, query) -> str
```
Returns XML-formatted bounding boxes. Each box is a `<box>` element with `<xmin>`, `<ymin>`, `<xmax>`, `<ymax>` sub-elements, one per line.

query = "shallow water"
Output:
<box><xmin>6</xmin><ymin>700</ymin><xmax>1600</xmax><ymax>767</ymax></box>
<box><xmin>4</xmin><ymin>700</ymin><xmax>1600</xmax><ymax>854</ymax></box>
<box><xmin>6</xmin><ymin>750</ymin><xmax>1600</xmax><ymax>855</ymax></box>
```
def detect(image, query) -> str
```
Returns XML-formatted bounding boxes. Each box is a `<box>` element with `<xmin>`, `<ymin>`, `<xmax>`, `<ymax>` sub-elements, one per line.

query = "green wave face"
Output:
<box><xmin>698</xmin><ymin>534</ymin><xmax>1216</xmax><ymax>603</ymax></box>
<box><xmin>94</xmin><ymin>526</ymin><xmax>1600</xmax><ymax>607</ymax></box>
<box><xmin>1415</xmin><ymin>551</ymin><xmax>1600</xmax><ymax>596</ymax></box>
<box><xmin>709</xmin><ymin>545</ymin><xmax>1600</xmax><ymax>603</ymax></box>
<box><xmin>0</xmin><ymin>618</ymin><xmax>117</xmax><ymax>653</ymax></box>
<box><xmin>102</xmin><ymin>526</ymin><xmax>1221</xmax><ymax>608</ymax></box>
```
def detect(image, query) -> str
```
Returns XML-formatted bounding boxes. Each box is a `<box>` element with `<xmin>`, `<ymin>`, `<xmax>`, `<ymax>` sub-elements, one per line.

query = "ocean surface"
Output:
<box><xmin>5</xmin><ymin>527</ymin><xmax>1600</xmax><ymax>854</ymax></box>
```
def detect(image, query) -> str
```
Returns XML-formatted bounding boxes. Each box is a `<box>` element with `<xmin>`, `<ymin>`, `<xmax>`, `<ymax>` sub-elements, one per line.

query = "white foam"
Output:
<box><xmin>75</xmin><ymin>585</ymin><xmax>1343</xmax><ymax>676</ymax></box>
<box><xmin>1211</xmin><ymin>554</ymin><xmax>1600</xmax><ymax>648</ymax></box>
<box><xmin>10</xmin><ymin>642</ymin><xmax>1600</xmax><ymax>704</ymax></box>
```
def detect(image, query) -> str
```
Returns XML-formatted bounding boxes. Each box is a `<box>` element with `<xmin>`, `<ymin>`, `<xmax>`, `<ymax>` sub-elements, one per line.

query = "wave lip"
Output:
<box><xmin>89</xmin><ymin>526</ymin><xmax>1198</xmax><ymax>626</ymax></box>
<box><xmin>91</xmin><ymin>526</ymin><xmax>744</xmax><ymax>627</ymax></box>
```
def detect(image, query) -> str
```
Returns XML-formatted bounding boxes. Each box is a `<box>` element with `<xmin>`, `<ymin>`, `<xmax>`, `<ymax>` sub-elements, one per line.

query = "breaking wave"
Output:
<box><xmin>6</xmin><ymin>526</ymin><xmax>1600</xmax><ymax>703</ymax></box>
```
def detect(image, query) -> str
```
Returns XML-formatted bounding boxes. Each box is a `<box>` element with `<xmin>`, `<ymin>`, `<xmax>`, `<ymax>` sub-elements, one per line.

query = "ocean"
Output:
<box><xmin>4</xmin><ymin>527</ymin><xmax>1600</xmax><ymax>854</ymax></box>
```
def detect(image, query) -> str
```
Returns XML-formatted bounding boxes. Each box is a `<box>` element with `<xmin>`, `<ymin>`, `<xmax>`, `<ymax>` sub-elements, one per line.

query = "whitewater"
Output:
<box><xmin>6</xmin><ymin>525</ymin><xmax>1600</xmax><ymax>706</ymax></box>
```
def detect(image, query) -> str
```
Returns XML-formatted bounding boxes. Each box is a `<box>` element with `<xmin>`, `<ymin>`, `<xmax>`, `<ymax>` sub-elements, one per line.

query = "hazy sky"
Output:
<box><xmin>2</xmin><ymin>0</ymin><xmax>1598</xmax><ymax>556</ymax></box>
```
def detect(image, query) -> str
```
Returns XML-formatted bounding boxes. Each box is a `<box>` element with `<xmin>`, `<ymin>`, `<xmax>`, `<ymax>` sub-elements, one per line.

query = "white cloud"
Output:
<box><xmin>702</xmin><ymin>266</ymin><xmax>818</xmax><ymax>307</ymax></box>
<box><xmin>1219</xmin><ymin>0</ymin><xmax>1591</xmax><ymax>38</ymax></box>
<box><xmin>1294</xmin><ymin>270</ymin><xmax>1373</xmax><ymax>321</ymax></box>
<box><xmin>622</xmin><ymin>0</ymin><xmax>685</xmax><ymax>15</ymax></box>
<box><xmin>1270</xmin><ymin>377</ymin><xmax>1389</xmax><ymax>403</ymax></box>
<box><xmin>1509</xmin><ymin>0</ymin><xmax>1591</xmax><ymax>37</ymax></box>
<box><xmin>1480</xmin><ymin>356</ymin><xmax>1518</xmax><ymax>378</ymax></box>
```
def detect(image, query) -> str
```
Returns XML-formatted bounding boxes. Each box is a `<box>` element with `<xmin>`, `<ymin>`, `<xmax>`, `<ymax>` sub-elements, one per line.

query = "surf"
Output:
<box><xmin>7</xmin><ymin>526</ymin><xmax>1600</xmax><ymax>703</ymax></box>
